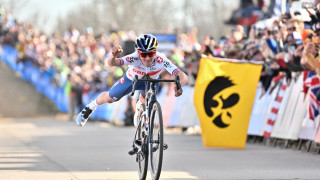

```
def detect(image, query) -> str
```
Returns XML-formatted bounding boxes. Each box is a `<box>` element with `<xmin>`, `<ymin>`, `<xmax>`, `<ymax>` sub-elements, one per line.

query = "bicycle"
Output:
<box><xmin>128</xmin><ymin>74</ymin><xmax>181</xmax><ymax>180</ymax></box>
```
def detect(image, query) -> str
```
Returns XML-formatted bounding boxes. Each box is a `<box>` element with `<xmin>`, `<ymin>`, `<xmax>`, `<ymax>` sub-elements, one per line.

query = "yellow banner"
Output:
<box><xmin>194</xmin><ymin>57</ymin><xmax>262</xmax><ymax>148</ymax></box>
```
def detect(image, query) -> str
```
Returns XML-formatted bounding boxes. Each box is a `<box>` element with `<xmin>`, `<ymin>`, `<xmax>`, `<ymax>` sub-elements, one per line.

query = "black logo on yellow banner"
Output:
<box><xmin>204</xmin><ymin>76</ymin><xmax>239</xmax><ymax>128</ymax></box>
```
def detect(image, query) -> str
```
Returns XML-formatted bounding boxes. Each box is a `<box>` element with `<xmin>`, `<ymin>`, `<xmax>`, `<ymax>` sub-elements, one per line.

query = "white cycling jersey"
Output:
<box><xmin>119</xmin><ymin>51</ymin><xmax>181</xmax><ymax>80</ymax></box>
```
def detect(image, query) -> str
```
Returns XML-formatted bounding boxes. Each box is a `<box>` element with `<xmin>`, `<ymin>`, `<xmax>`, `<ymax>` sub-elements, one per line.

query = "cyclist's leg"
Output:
<box><xmin>138</xmin><ymin>93</ymin><xmax>146</xmax><ymax>103</ymax></box>
<box><xmin>76</xmin><ymin>75</ymin><xmax>133</xmax><ymax>126</ymax></box>
<box><xmin>133</xmin><ymin>82</ymin><xmax>160</xmax><ymax>126</ymax></box>
<box><xmin>133</xmin><ymin>81</ymin><xmax>161</xmax><ymax>127</ymax></box>
<box><xmin>87</xmin><ymin>75</ymin><xmax>134</xmax><ymax>108</ymax></box>
<box><xmin>103</xmin><ymin>75</ymin><xmax>133</xmax><ymax>102</ymax></box>
<box><xmin>138</xmin><ymin>82</ymin><xmax>160</xmax><ymax>103</ymax></box>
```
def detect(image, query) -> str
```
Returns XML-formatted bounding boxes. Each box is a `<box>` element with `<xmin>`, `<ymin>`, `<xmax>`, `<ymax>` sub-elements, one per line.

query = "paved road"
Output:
<box><xmin>1</xmin><ymin>117</ymin><xmax>320</xmax><ymax>180</ymax></box>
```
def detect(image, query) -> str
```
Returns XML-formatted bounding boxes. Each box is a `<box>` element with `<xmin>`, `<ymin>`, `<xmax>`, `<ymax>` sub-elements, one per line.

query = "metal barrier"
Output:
<box><xmin>0</xmin><ymin>45</ymin><xmax>199</xmax><ymax>126</ymax></box>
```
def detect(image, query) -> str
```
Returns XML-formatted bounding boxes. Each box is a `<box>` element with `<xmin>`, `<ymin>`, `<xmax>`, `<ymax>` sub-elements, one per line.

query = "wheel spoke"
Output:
<box><xmin>136</xmin><ymin>104</ymin><xmax>148</xmax><ymax>180</ymax></box>
<box><xmin>149</xmin><ymin>102</ymin><xmax>163</xmax><ymax>180</ymax></box>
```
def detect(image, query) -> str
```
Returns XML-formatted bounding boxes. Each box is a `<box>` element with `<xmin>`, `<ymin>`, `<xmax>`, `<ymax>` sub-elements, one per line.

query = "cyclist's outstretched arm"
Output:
<box><xmin>177</xmin><ymin>71</ymin><xmax>188</xmax><ymax>87</ymax></box>
<box><xmin>175</xmin><ymin>70</ymin><xmax>189</xmax><ymax>97</ymax></box>
<box><xmin>107</xmin><ymin>45</ymin><xmax>124</xmax><ymax>66</ymax></box>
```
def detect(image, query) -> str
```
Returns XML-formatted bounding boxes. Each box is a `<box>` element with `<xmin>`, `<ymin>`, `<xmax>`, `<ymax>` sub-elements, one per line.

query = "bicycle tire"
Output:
<box><xmin>137</xmin><ymin>104</ymin><xmax>148</xmax><ymax>180</ymax></box>
<box><xmin>149</xmin><ymin>102</ymin><xmax>163</xmax><ymax>180</ymax></box>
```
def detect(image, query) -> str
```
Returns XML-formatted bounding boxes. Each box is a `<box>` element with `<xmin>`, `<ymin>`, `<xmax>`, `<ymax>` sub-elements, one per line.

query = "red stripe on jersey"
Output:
<box><xmin>172</xmin><ymin>69</ymin><xmax>181</xmax><ymax>76</ymax></box>
<box><xmin>147</xmin><ymin>68</ymin><xmax>163</xmax><ymax>76</ymax></box>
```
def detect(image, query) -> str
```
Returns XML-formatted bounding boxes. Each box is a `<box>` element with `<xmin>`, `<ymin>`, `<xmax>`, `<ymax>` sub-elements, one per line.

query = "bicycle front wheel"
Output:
<box><xmin>137</xmin><ymin>104</ymin><xmax>148</xmax><ymax>180</ymax></box>
<box><xmin>149</xmin><ymin>102</ymin><xmax>163</xmax><ymax>180</ymax></box>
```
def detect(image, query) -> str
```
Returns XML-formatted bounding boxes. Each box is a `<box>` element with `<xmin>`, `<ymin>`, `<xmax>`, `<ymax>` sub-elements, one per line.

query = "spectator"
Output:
<box><xmin>201</xmin><ymin>36</ymin><xmax>215</xmax><ymax>57</ymax></box>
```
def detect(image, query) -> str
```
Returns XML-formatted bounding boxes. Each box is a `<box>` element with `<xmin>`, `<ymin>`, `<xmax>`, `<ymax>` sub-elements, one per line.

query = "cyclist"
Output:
<box><xmin>76</xmin><ymin>34</ymin><xmax>189</xmax><ymax>127</ymax></box>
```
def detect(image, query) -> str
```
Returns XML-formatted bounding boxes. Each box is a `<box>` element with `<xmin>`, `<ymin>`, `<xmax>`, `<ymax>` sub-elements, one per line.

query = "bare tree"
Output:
<box><xmin>55</xmin><ymin>2</ymin><xmax>102</xmax><ymax>35</ymax></box>
<box><xmin>56</xmin><ymin>0</ymin><xmax>178</xmax><ymax>35</ymax></box>
<box><xmin>0</xmin><ymin>0</ymin><xmax>28</xmax><ymax>15</ymax></box>
<box><xmin>54</xmin><ymin>0</ymin><xmax>239</xmax><ymax>41</ymax></box>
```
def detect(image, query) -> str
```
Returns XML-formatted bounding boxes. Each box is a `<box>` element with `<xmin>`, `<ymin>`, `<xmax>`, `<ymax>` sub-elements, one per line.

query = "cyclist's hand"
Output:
<box><xmin>174</xmin><ymin>87</ymin><xmax>183</xmax><ymax>97</ymax></box>
<box><xmin>112</xmin><ymin>45</ymin><xmax>123</xmax><ymax>57</ymax></box>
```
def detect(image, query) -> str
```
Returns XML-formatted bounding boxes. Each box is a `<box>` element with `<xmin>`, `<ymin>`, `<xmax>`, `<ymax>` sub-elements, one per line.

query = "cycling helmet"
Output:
<box><xmin>135</xmin><ymin>34</ymin><xmax>158</xmax><ymax>52</ymax></box>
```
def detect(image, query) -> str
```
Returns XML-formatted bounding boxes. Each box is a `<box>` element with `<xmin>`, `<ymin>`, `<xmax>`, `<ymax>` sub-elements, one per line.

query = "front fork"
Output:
<box><xmin>133</xmin><ymin>111</ymin><xmax>149</xmax><ymax>161</ymax></box>
<box><xmin>133</xmin><ymin>96</ymin><xmax>154</xmax><ymax>160</ymax></box>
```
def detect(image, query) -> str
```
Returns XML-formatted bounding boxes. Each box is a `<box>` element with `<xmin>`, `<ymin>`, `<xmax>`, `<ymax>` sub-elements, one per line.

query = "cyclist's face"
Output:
<box><xmin>138</xmin><ymin>51</ymin><xmax>156</xmax><ymax>67</ymax></box>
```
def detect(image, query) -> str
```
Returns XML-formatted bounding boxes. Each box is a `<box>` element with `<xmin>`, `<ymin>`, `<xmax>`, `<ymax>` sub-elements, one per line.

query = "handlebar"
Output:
<box><xmin>130</xmin><ymin>75</ymin><xmax>182</xmax><ymax>96</ymax></box>
<box><xmin>175</xmin><ymin>75</ymin><xmax>181</xmax><ymax>92</ymax></box>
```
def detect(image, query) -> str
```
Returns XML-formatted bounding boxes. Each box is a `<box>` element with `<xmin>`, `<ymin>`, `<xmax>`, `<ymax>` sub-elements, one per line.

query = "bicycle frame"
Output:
<box><xmin>130</xmin><ymin>74</ymin><xmax>181</xmax><ymax>180</ymax></box>
<box><xmin>132</xmin><ymin>81</ymin><xmax>160</xmax><ymax>155</ymax></box>
<box><xmin>145</xmin><ymin>82</ymin><xmax>157</xmax><ymax>126</ymax></box>
<box><xmin>131</xmin><ymin>74</ymin><xmax>181</xmax><ymax>133</ymax></box>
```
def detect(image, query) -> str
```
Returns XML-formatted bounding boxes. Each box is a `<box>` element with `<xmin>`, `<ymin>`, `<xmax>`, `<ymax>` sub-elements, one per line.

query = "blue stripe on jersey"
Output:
<box><xmin>172</xmin><ymin>68</ymin><xmax>181</xmax><ymax>76</ymax></box>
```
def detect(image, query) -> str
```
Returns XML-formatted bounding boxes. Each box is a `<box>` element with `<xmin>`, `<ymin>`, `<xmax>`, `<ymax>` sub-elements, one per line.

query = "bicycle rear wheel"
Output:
<box><xmin>149</xmin><ymin>102</ymin><xmax>163</xmax><ymax>180</ymax></box>
<box><xmin>137</xmin><ymin>104</ymin><xmax>148</xmax><ymax>180</ymax></box>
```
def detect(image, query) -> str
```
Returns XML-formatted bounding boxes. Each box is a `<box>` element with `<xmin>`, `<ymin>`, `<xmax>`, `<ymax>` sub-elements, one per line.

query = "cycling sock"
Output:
<box><xmin>135</xmin><ymin>99</ymin><xmax>141</xmax><ymax>112</ymax></box>
<box><xmin>134</xmin><ymin>100</ymin><xmax>142</xmax><ymax>127</ymax></box>
<box><xmin>87</xmin><ymin>99</ymin><xmax>98</xmax><ymax>110</ymax></box>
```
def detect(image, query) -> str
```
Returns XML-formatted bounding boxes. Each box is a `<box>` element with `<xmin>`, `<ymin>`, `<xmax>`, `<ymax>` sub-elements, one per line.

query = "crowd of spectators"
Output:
<box><xmin>200</xmin><ymin>1</ymin><xmax>320</xmax><ymax>95</ymax></box>
<box><xmin>1</xmin><ymin>2</ymin><xmax>320</xmax><ymax>120</ymax></box>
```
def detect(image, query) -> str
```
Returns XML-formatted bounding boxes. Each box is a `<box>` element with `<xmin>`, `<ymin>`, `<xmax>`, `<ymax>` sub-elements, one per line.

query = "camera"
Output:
<box><xmin>302</xmin><ymin>2</ymin><xmax>315</xmax><ymax>9</ymax></box>
<box><xmin>268</xmin><ymin>30</ymin><xmax>278</xmax><ymax>35</ymax></box>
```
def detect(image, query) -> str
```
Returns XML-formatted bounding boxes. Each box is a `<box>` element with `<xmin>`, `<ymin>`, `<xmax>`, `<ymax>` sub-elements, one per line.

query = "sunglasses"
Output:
<box><xmin>138</xmin><ymin>51</ymin><xmax>156</xmax><ymax>58</ymax></box>
<box><xmin>287</xmin><ymin>27</ymin><xmax>296</xmax><ymax>31</ymax></box>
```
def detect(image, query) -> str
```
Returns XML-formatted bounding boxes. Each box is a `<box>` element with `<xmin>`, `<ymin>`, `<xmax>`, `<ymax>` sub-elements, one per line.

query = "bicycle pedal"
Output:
<box><xmin>163</xmin><ymin>143</ymin><xmax>168</xmax><ymax>150</ymax></box>
<box><xmin>128</xmin><ymin>147</ymin><xmax>138</xmax><ymax>156</ymax></box>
